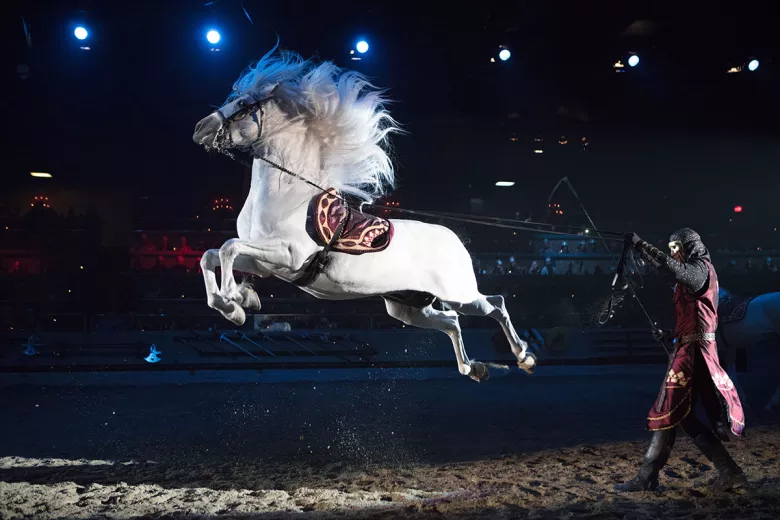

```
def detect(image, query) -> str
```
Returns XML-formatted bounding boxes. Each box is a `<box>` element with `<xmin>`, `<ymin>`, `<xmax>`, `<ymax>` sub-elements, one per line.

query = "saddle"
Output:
<box><xmin>719</xmin><ymin>292</ymin><xmax>755</xmax><ymax>324</ymax></box>
<box><xmin>306</xmin><ymin>188</ymin><xmax>394</xmax><ymax>255</ymax></box>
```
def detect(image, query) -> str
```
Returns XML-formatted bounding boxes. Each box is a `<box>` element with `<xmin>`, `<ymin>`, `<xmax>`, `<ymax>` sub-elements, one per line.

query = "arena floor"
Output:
<box><xmin>2</xmin><ymin>368</ymin><xmax>779</xmax><ymax>519</ymax></box>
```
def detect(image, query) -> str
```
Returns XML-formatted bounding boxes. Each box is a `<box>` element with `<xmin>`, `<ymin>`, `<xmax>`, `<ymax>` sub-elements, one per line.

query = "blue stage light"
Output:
<box><xmin>74</xmin><ymin>27</ymin><xmax>88</xmax><ymax>40</ymax></box>
<box><xmin>628</xmin><ymin>55</ymin><xmax>639</xmax><ymax>67</ymax></box>
<box><xmin>356</xmin><ymin>40</ymin><xmax>369</xmax><ymax>53</ymax></box>
<box><xmin>206</xmin><ymin>30</ymin><xmax>221</xmax><ymax>45</ymax></box>
<box><xmin>499</xmin><ymin>49</ymin><xmax>511</xmax><ymax>61</ymax></box>
<box><xmin>748</xmin><ymin>59</ymin><xmax>759</xmax><ymax>72</ymax></box>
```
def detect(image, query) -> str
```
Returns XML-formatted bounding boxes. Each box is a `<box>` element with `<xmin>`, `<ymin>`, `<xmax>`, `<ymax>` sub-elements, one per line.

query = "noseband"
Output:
<box><xmin>211</xmin><ymin>92</ymin><xmax>273</xmax><ymax>152</ymax></box>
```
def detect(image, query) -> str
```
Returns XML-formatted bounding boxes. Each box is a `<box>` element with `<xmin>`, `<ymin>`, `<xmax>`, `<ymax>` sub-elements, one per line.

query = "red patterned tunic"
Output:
<box><xmin>647</xmin><ymin>260</ymin><xmax>745</xmax><ymax>436</ymax></box>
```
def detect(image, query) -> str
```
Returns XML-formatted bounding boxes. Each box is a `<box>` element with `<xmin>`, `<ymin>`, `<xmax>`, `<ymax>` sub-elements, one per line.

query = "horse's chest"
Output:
<box><xmin>235</xmin><ymin>202</ymin><xmax>275</xmax><ymax>240</ymax></box>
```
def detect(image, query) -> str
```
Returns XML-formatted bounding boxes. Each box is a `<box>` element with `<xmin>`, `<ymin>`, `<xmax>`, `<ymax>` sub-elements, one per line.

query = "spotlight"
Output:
<box><xmin>628</xmin><ymin>55</ymin><xmax>639</xmax><ymax>67</ymax></box>
<box><xmin>356</xmin><ymin>40</ymin><xmax>369</xmax><ymax>53</ymax></box>
<box><xmin>499</xmin><ymin>48</ymin><xmax>511</xmax><ymax>61</ymax></box>
<box><xmin>748</xmin><ymin>59</ymin><xmax>759</xmax><ymax>72</ymax></box>
<box><xmin>206</xmin><ymin>30</ymin><xmax>221</xmax><ymax>45</ymax></box>
<box><xmin>74</xmin><ymin>26</ymin><xmax>88</xmax><ymax>40</ymax></box>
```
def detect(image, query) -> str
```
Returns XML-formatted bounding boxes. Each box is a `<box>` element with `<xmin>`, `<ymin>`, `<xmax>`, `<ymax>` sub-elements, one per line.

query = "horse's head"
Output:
<box><xmin>193</xmin><ymin>48</ymin><xmax>311</xmax><ymax>155</ymax></box>
<box><xmin>193</xmin><ymin>48</ymin><xmax>399</xmax><ymax>202</ymax></box>
<box><xmin>193</xmin><ymin>84</ymin><xmax>281</xmax><ymax>154</ymax></box>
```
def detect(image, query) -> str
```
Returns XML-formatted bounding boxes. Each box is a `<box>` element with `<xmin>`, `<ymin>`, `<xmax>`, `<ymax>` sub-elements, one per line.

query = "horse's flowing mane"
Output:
<box><xmin>228</xmin><ymin>46</ymin><xmax>400</xmax><ymax>202</ymax></box>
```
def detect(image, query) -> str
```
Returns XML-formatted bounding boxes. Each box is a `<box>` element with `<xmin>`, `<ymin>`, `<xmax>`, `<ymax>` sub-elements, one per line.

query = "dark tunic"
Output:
<box><xmin>647</xmin><ymin>260</ymin><xmax>745</xmax><ymax>435</ymax></box>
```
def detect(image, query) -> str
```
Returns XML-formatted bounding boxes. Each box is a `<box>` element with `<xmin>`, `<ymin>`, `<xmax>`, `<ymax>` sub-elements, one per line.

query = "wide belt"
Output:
<box><xmin>675</xmin><ymin>332</ymin><xmax>716</xmax><ymax>344</ymax></box>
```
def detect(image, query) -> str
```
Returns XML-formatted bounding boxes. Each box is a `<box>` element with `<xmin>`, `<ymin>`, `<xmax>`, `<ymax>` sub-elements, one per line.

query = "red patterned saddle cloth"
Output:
<box><xmin>306</xmin><ymin>188</ymin><xmax>394</xmax><ymax>255</ymax></box>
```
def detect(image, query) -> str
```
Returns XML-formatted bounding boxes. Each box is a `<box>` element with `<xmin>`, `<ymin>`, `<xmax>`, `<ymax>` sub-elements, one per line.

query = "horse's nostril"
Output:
<box><xmin>193</xmin><ymin>119</ymin><xmax>213</xmax><ymax>144</ymax></box>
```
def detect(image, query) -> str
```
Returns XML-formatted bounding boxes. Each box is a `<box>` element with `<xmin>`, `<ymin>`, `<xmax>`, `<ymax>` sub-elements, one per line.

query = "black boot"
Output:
<box><xmin>689</xmin><ymin>432</ymin><xmax>747</xmax><ymax>491</ymax></box>
<box><xmin>714</xmin><ymin>419</ymin><xmax>731</xmax><ymax>443</ymax></box>
<box><xmin>614</xmin><ymin>429</ymin><xmax>676</xmax><ymax>492</ymax></box>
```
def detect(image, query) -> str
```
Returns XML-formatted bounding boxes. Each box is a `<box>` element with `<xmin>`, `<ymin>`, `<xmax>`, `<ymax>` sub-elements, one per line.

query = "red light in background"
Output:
<box><xmin>733</xmin><ymin>205</ymin><xmax>743</xmax><ymax>213</ymax></box>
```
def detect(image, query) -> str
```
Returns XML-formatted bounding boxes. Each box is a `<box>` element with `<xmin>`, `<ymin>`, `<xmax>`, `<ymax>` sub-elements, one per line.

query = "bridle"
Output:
<box><xmin>209</xmin><ymin>92</ymin><xmax>273</xmax><ymax>154</ymax></box>
<box><xmin>205</xmin><ymin>91</ymin><xmax>336</xmax><ymax>196</ymax></box>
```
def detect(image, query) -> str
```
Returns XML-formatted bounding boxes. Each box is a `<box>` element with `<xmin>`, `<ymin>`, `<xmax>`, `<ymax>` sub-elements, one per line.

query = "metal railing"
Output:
<box><xmin>588</xmin><ymin>328</ymin><xmax>664</xmax><ymax>359</ymax></box>
<box><xmin>2</xmin><ymin>311</ymin><xmax>405</xmax><ymax>334</ymax></box>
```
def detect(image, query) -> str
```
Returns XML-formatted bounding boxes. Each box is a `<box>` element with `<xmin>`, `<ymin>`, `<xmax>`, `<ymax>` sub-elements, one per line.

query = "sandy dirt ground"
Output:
<box><xmin>2</xmin><ymin>369</ymin><xmax>779</xmax><ymax>519</ymax></box>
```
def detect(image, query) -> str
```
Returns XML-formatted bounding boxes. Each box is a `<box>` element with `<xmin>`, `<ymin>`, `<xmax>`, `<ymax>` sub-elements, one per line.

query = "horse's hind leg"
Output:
<box><xmin>384</xmin><ymin>299</ymin><xmax>488</xmax><ymax>381</ymax></box>
<box><xmin>445</xmin><ymin>295</ymin><xmax>537</xmax><ymax>374</ymax></box>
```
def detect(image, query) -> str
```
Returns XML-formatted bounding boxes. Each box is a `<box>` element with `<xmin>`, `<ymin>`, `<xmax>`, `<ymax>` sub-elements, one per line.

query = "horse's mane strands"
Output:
<box><xmin>228</xmin><ymin>46</ymin><xmax>401</xmax><ymax>202</ymax></box>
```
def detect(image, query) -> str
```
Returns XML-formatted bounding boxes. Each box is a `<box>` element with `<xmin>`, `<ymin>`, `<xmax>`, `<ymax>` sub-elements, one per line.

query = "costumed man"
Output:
<box><xmin>614</xmin><ymin>228</ymin><xmax>746</xmax><ymax>492</ymax></box>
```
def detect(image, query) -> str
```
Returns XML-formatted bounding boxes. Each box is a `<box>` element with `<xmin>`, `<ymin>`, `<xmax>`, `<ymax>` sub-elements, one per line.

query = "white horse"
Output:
<box><xmin>191</xmin><ymin>48</ymin><xmax>536</xmax><ymax>381</ymax></box>
<box><xmin>718</xmin><ymin>287</ymin><xmax>780</xmax><ymax>411</ymax></box>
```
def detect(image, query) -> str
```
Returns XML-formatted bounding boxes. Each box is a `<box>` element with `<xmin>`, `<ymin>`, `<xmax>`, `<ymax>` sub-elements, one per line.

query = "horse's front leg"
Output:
<box><xmin>201</xmin><ymin>248</ymin><xmax>267</xmax><ymax>324</ymax></box>
<box><xmin>200</xmin><ymin>249</ymin><xmax>222</xmax><ymax>309</ymax></box>
<box><xmin>217</xmin><ymin>238</ymin><xmax>302</xmax><ymax>325</ymax></box>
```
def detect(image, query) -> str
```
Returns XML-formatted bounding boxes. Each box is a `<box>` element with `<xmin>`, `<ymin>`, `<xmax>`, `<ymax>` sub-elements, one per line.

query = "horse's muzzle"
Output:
<box><xmin>192</xmin><ymin>113</ymin><xmax>224</xmax><ymax>147</ymax></box>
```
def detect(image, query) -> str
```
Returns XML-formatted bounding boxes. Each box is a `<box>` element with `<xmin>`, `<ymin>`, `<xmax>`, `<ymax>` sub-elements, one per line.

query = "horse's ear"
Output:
<box><xmin>266</xmin><ymin>83</ymin><xmax>280</xmax><ymax>98</ymax></box>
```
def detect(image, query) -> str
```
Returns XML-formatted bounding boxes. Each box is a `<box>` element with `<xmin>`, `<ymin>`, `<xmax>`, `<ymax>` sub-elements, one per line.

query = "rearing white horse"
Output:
<box><xmin>192</xmin><ymin>48</ymin><xmax>536</xmax><ymax>381</ymax></box>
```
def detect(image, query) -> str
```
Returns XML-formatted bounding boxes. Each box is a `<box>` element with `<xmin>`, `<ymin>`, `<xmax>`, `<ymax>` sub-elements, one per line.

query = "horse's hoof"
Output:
<box><xmin>226</xmin><ymin>306</ymin><xmax>247</xmax><ymax>326</ymax></box>
<box><xmin>469</xmin><ymin>361</ymin><xmax>490</xmax><ymax>382</ymax></box>
<box><xmin>517</xmin><ymin>352</ymin><xmax>537</xmax><ymax>375</ymax></box>
<box><xmin>243</xmin><ymin>290</ymin><xmax>262</xmax><ymax>311</ymax></box>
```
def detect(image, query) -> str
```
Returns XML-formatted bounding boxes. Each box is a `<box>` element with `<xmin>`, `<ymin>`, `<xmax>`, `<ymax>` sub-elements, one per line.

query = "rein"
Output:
<box><xmin>547</xmin><ymin>177</ymin><xmax>667</xmax><ymax>351</ymax></box>
<box><xmin>209</xmin><ymin>94</ymin><xmax>625</xmax><ymax>240</ymax></box>
<box><xmin>219</xmin><ymin>145</ymin><xmax>666</xmax><ymax>339</ymax></box>
<box><xmin>215</xmin><ymin>147</ymin><xmax>626</xmax><ymax>241</ymax></box>
<box><xmin>205</xmin><ymin>100</ymin><xmax>661</xmax><ymax>336</ymax></box>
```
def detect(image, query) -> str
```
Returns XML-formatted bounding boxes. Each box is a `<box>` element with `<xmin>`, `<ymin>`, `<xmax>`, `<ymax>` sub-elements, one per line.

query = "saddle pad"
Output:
<box><xmin>306</xmin><ymin>188</ymin><xmax>394</xmax><ymax>255</ymax></box>
<box><xmin>719</xmin><ymin>293</ymin><xmax>755</xmax><ymax>324</ymax></box>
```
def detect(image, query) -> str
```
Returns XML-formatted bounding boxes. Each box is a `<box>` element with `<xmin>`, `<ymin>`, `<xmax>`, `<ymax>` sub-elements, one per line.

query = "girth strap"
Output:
<box><xmin>291</xmin><ymin>206</ymin><xmax>350</xmax><ymax>287</ymax></box>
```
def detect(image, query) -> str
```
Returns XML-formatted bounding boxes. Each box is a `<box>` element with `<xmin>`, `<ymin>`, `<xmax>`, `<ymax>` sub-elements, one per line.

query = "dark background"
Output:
<box><xmin>3</xmin><ymin>0</ymin><xmax>779</xmax><ymax>238</ymax></box>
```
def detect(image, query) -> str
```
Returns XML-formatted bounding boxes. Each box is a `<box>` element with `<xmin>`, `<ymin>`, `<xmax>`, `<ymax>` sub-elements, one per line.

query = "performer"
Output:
<box><xmin>614</xmin><ymin>228</ymin><xmax>746</xmax><ymax>492</ymax></box>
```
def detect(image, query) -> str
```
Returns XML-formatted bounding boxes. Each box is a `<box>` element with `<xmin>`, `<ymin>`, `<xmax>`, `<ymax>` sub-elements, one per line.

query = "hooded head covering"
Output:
<box><xmin>668</xmin><ymin>227</ymin><xmax>710</xmax><ymax>263</ymax></box>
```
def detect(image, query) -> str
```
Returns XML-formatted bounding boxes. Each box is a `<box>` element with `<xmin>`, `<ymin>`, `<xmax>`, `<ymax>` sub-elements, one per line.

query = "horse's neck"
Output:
<box><xmin>253</xmin><ymin>162</ymin><xmax>307</xmax><ymax>201</ymax></box>
<box><xmin>236</xmin><ymin>155</ymin><xmax>321</xmax><ymax>239</ymax></box>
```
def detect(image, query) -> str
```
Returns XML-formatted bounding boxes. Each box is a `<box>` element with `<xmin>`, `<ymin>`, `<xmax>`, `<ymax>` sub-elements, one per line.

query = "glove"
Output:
<box><xmin>652</xmin><ymin>329</ymin><xmax>671</xmax><ymax>343</ymax></box>
<box><xmin>625</xmin><ymin>233</ymin><xmax>643</xmax><ymax>247</ymax></box>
